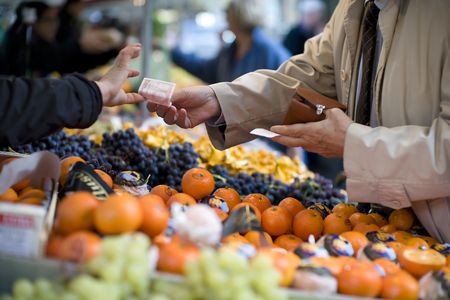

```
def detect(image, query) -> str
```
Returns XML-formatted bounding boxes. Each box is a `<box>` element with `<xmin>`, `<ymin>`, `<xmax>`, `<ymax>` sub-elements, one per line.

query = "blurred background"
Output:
<box><xmin>0</xmin><ymin>0</ymin><xmax>342</xmax><ymax>180</ymax></box>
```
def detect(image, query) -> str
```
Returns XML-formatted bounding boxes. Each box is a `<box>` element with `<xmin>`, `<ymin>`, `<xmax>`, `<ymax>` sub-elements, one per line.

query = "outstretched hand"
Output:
<box><xmin>95</xmin><ymin>44</ymin><xmax>145</xmax><ymax>107</ymax></box>
<box><xmin>147</xmin><ymin>86</ymin><xmax>221</xmax><ymax>128</ymax></box>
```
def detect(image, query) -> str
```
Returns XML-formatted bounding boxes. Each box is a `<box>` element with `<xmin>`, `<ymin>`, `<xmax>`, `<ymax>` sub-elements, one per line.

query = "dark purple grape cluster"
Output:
<box><xmin>1</xmin><ymin>131</ymin><xmax>96</xmax><ymax>160</ymax></box>
<box><xmin>209</xmin><ymin>165</ymin><xmax>346</xmax><ymax>208</ymax></box>
<box><xmin>146</xmin><ymin>142</ymin><xmax>199</xmax><ymax>191</ymax></box>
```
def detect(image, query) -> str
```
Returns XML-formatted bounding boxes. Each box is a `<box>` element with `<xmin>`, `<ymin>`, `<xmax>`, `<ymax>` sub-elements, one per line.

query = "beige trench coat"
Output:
<box><xmin>206</xmin><ymin>0</ymin><xmax>450</xmax><ymax>242</ymax></box>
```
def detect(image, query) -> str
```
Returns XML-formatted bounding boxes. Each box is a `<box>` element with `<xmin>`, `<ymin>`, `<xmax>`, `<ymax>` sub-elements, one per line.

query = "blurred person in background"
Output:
<box><xmin>171</xmin><ymin>0</ymin><xmax>291</xmax><ymax>84</ymax></box>
<box><xmin>283</xmin><ymin>0</ymin><xmax>326</xmax><ymax>56</ymax></box>
<box><xmin>0</xmin><ymin>0</ymin><xmax>123</xmax><ymax>77</ymax></box>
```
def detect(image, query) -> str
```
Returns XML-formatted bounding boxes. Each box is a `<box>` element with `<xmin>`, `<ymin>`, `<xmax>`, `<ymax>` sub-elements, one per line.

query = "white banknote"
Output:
<box><xmin>138</xmin><ymin>78</ymin><xmax>176</xmax><ymax>106</ymax></box>
<box><xmin>250</xmin><ymin>128</ymin><xmax>280</xmax><ymax>138</ymax></box>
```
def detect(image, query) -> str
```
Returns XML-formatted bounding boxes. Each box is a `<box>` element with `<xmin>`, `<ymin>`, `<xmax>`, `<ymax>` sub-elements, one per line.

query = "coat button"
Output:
<box><xmin>340</xmin><ymin>69</ymin><xmax>348</xmax><ymax>82</ymax></box>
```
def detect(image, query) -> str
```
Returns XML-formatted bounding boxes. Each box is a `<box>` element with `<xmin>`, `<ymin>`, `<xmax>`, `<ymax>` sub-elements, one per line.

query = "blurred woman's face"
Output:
<box><xmin>33</xmin><ymin>7</ymin><xmax>60</xmax><ymax>42</ymax></box>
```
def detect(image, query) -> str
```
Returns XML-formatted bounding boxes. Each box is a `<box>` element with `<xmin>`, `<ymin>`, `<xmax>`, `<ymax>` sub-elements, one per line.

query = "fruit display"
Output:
<box><xmin>1</xmin><ymin>127</ymin><xmax>449</xmax><ymax>300</ymax></box>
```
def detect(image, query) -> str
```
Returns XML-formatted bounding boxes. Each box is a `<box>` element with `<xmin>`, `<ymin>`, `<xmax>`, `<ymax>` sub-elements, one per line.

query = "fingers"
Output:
<box><xmin>125</xmin><ymin>93</ymin><xmax>146</xmax><ymax>104</ymax></box>
<box><xmin>163</xmin><ymin>106</ymin><xmax>178</xmax><ymax>125</ymax></box>
<box><xmin>156</xmin><ymin>105</ymin><xmax>170</xmax><ymax>118</ymax></box>
<box><xmin>128</xmin><ymin>69</ymin><xmax>140</xmax><ymax>78</ymax></box>
<box><xmin>115</xmin><ymin>44</ymin><xmax>141</xmax><ymax>69</ymax></box>
<box><xmin>178</xmin><ymin>109</ymin><xmax>191</xmax><ymax>128</ymax></box>
<box><xmin>147</xmin><ymin>102</ymin><xmax>158</xmax><ymax>112</ymax></box>
<box><xmin>272</xmin><ymin>136</ymin><xmax>305</xmax><ymax>148</ymax></box>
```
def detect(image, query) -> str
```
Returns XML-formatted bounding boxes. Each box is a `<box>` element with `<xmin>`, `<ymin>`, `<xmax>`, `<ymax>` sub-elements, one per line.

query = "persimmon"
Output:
<box><xmin>181</xmin><ymin>168</ymin><xmax>215</xmax><ymax>200</ymax></box>
<box><xmin>349</xmin><ymin>212</ymin><xmax>376</xmax><ymax>227</ymax></box>
<box><xmin>369</xmin><ymin>213</ymin><xmax>388</xmax><ymax>227</ymax></box>
<box><xmin>353</xmin><ymin>223</ymin><xmax>379</xmax><ymax>235</ymax></box>
<box><xmin>380</xmin><ymin>224</ymin><xmax>397</xmax><ymax>233</ymax></box>
<box><xmin>18</xmin><ymin>188</ymin><xmax>45</xmax><ymax>201</ymax></box>
<box><xmin>332</xmin><ymin>203</ymin><xmax>358</xmax><ymax>218</ymax></box>
<box><xmin>45</xmin><ymin>233</ymin><xmax>64</xmax><ymax>258</ymax></box>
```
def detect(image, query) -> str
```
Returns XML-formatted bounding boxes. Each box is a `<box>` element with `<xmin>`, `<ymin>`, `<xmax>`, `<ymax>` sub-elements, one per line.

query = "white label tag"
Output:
<box><xmin>138</xmin><ymin>78</ymin><xmax>176</xmax><ymax>107</ymax></box>
<box><xmin>250</xmin><ymin>128</ymin><xmax>280</xmax><ymax>138</ymax></box>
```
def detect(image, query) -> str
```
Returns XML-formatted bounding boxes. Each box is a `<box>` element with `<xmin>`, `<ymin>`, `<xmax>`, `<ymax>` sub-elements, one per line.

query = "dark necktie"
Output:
<box><xmin>355</xmin><ymin>0</ymin><xmax>380</xmax><ymax>125</ymax></box>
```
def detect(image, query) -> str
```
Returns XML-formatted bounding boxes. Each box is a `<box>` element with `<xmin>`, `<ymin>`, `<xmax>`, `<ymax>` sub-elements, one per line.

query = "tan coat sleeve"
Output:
<box><xmin>206</xmin><ymin>0</ymin><xmax>344</xmax><ymax>150</ymax></box>
<box><xmin>344</xmin><ymin>55</ymin><xmax>450</xmax><ymax>209</ymax></box>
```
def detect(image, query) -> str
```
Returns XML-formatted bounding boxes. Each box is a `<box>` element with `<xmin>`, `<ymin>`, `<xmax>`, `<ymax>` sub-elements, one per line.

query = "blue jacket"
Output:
<box><xmin>171</xmin><ymin>27</ymin><xmax>291</xmax><ymax>84</ymax></box>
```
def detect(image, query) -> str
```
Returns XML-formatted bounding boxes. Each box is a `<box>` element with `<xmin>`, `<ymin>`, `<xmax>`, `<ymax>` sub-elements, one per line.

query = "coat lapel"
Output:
<box><xmin>343</xmin><ymin>0</ymin><xmax>365</xmax><ymax>66</ymax></box>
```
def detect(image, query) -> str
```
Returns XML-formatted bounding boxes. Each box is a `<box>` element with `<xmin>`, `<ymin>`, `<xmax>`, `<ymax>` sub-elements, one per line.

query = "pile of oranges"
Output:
<box><xmin>2</xmin><ymin>154</ymin><xmax>449</xmax><ymax>300</ymax></box>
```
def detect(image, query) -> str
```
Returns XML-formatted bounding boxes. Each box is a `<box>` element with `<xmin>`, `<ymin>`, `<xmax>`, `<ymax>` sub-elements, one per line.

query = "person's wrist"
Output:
<box><xmin>95</xmin><ymin>80</ymin><xmax>111</xmax><ymax>106</ymax></box>
<box><xmin>207</xmin><ymin>86</ymin><xmax>221</xmax><ymax>119</ymax></box>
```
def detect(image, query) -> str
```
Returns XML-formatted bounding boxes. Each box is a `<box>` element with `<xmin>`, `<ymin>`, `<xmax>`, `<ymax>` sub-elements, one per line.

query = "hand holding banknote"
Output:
<box><xmin>146</xmin><ymin>86</ymin><xmax>221</xmax><ymax>128</ymax></box>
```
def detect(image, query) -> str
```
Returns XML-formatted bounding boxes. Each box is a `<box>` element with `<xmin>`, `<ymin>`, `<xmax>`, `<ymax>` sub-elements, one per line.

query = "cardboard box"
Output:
<box><xmin>0</xmin><ymin>151</ymin><xmax>59</xmax><ymax>258</ymax></box>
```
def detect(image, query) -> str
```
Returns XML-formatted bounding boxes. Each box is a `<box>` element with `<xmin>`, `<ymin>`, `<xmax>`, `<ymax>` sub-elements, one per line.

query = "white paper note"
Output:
<box><xmin>138</xmin><ymin>78</ymin><xmax>176</xmax><ymax>107</ymax></box>
<box><xmin>250</xmin><ymin>128</ymin><xmax>280</xmax><ymax>138</ymax></box>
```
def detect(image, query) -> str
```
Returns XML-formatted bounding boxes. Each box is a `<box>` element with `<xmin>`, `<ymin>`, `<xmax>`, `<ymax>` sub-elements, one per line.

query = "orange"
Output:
<box><xmin>337</xmin><ymin>261</ymin><xmax>382</xmax><ymax>297</ymax></box>
<box><xmin>139</xmin><ymin>194</ymin><xmax>169</xmax><ymax>238</ymax></box>
<box><xmin>181</xmin><ymin>168</ymin><xmax>215</xmax><ymax>200</ymax></box>
<box><xmin>387</xmin><ymin>241</ymin><xmax>405</xmax><ymax>257</ymax></box>
<box><xmin>374</xmin><ymin>258</ymin><xmax>401</xmax><ymax>275</ymax></box>
<box><xmin>12</xmin><ymin>179</ymin><xmax>31</xmax><ymax>192</ymax></box>
<box><xmin>45</xmin><ymin>233</ymin><xmax>64</xmax><ymax>258</ymax></box>
<box><xmin>380</xmin><ymin>224</ymin><xmax>397</xmax><ymax>233</ymax></box>
<box><xmin>0</xmin><ymin>188</ymin><xmax>18</xmax><ymax>202</ymax></box>
<box><xmin>274</xmin><ymin>234</ymin><xmax>302</xmax><ymax>251</ymax></box>
<box><xmin>369</xmin><ymin>213</ymin><xmax>388</xmax><ymax>227</ymax></box>
<box><xmin>398</xmin><ymin>247</ymin><xmax>446</xmax><ymax>277</ymax></box>
<box><xmin>261</xmin><ymin>206</ymin><xmax>292</xmax><ymax>237</ymax></box>
<box><xmin>212</xmin><ymin>207</ymin><xmax>228</xmax><ymax>222</ymax></box>
<box><xmin>150</xmin><ymin>185</ymin><xmax>178</xmax><ymax>203</ymax></box>
<box><xmin>340</xmin><ymin>231</ymin><xmax>369</xmax><ymax>256</ymax></box>
<box><xmin>381</xmin><ymin>270</ymin><xmax>419</xmax><ymax>300</ymax></box>
<box><xmin>55</xmin><ymin>191</ymin><xmax>99</xmax><ymax>235</ymax></box>
<box><xmin>19</xmin><ymin>197</ymin><xmax>44</xmax><ymax>206</ymax></box>
<box><xmin>332</xmin><ymin>203</ymin><xmax>358</xmax><ymax>218</ymax></box>
<box><xmin>167</xmin><ymin>193</ymin><xmax>197</xmax><ymax>207</ymax></box>
<box><xmin>94</xmin><ymin>193</ymin><xmax>143</xmax><ymax>234</ymax></box>
<box><xmin>244</xmin><ymin>231</ymin><xmax>273</xmax><ymax>248</ymax></box>
<box><xmin>406</xmin><ymin>237</ymin><xmax>429</xmax><ymax>249</ymax></box>
<box><xmin>221</xmin><ymin>233</ymin><xmax>249</xmax><ymax>244</ymax></box>
<box><xmin>213</xmin><ymin>187</ymin><xmax>241</xmax><ymax>210</ymax></box>
<box><xmin>94</xmin><ymin>169</ymin><xmax>113</xmax><ymax>188</ymax></box>
<box><xmin>353</xmin><ymin>223</ymin><xmax>379</xmax><ymax>234</ymax></box>
<box><xmin>323</xmin><ymin>213</ymin><xmax>352</xmax><ymax>235</ymax></box>
<box><xmin>58</xmin><ymin>230</ymin><xmax>101</xmax><ymax>262</ymax></box>
<box><xmin>157</xmin><ymin>240</ymin><xmax>200</xmax><ymax>274</ymax></box>
<box><xmin>59</xmin><ymin>156</ymin><xmax>86</xmax><ymax>186</ymax></box>
<box><xmin>243</xmin><ymin>193</ymin><xmax>271</xmax><ymax>213</ymax></box>
<box><xmin>447</xmin><ymin>255</ymin><xmax>450</xmax><ymax>267</ymax></box>
<box><xmin>231</xmin><ymin>202</ymin><xmax>261</xmax><ymax>222</ymax></box>
<box><xmin>393</xmin><ymin>230</ymin><xmax>413</xmax><ymax>244</ymax></box>
<box><xmin>18</xmin><ymin>188</ymin><xmax>45</xmax><ymax>200</ymax></box>
<box><xmin>349</xmin><ymin>212</ymin><xmax>376</xmax><ymax>227</ymax></box>
<box><xmin>389</xmin><ymin>208</ymin><xmax>414</xmax><ymax>231</ymax></box>
<box><xmin>292</xmin><ymin>209</ymin><xmax>324</xmax><ymax>241</ymax></box>
<box><xmin>278</xmin><ymin>197</ymin><xmax>305</xmax><ymax>217</ymax></box>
